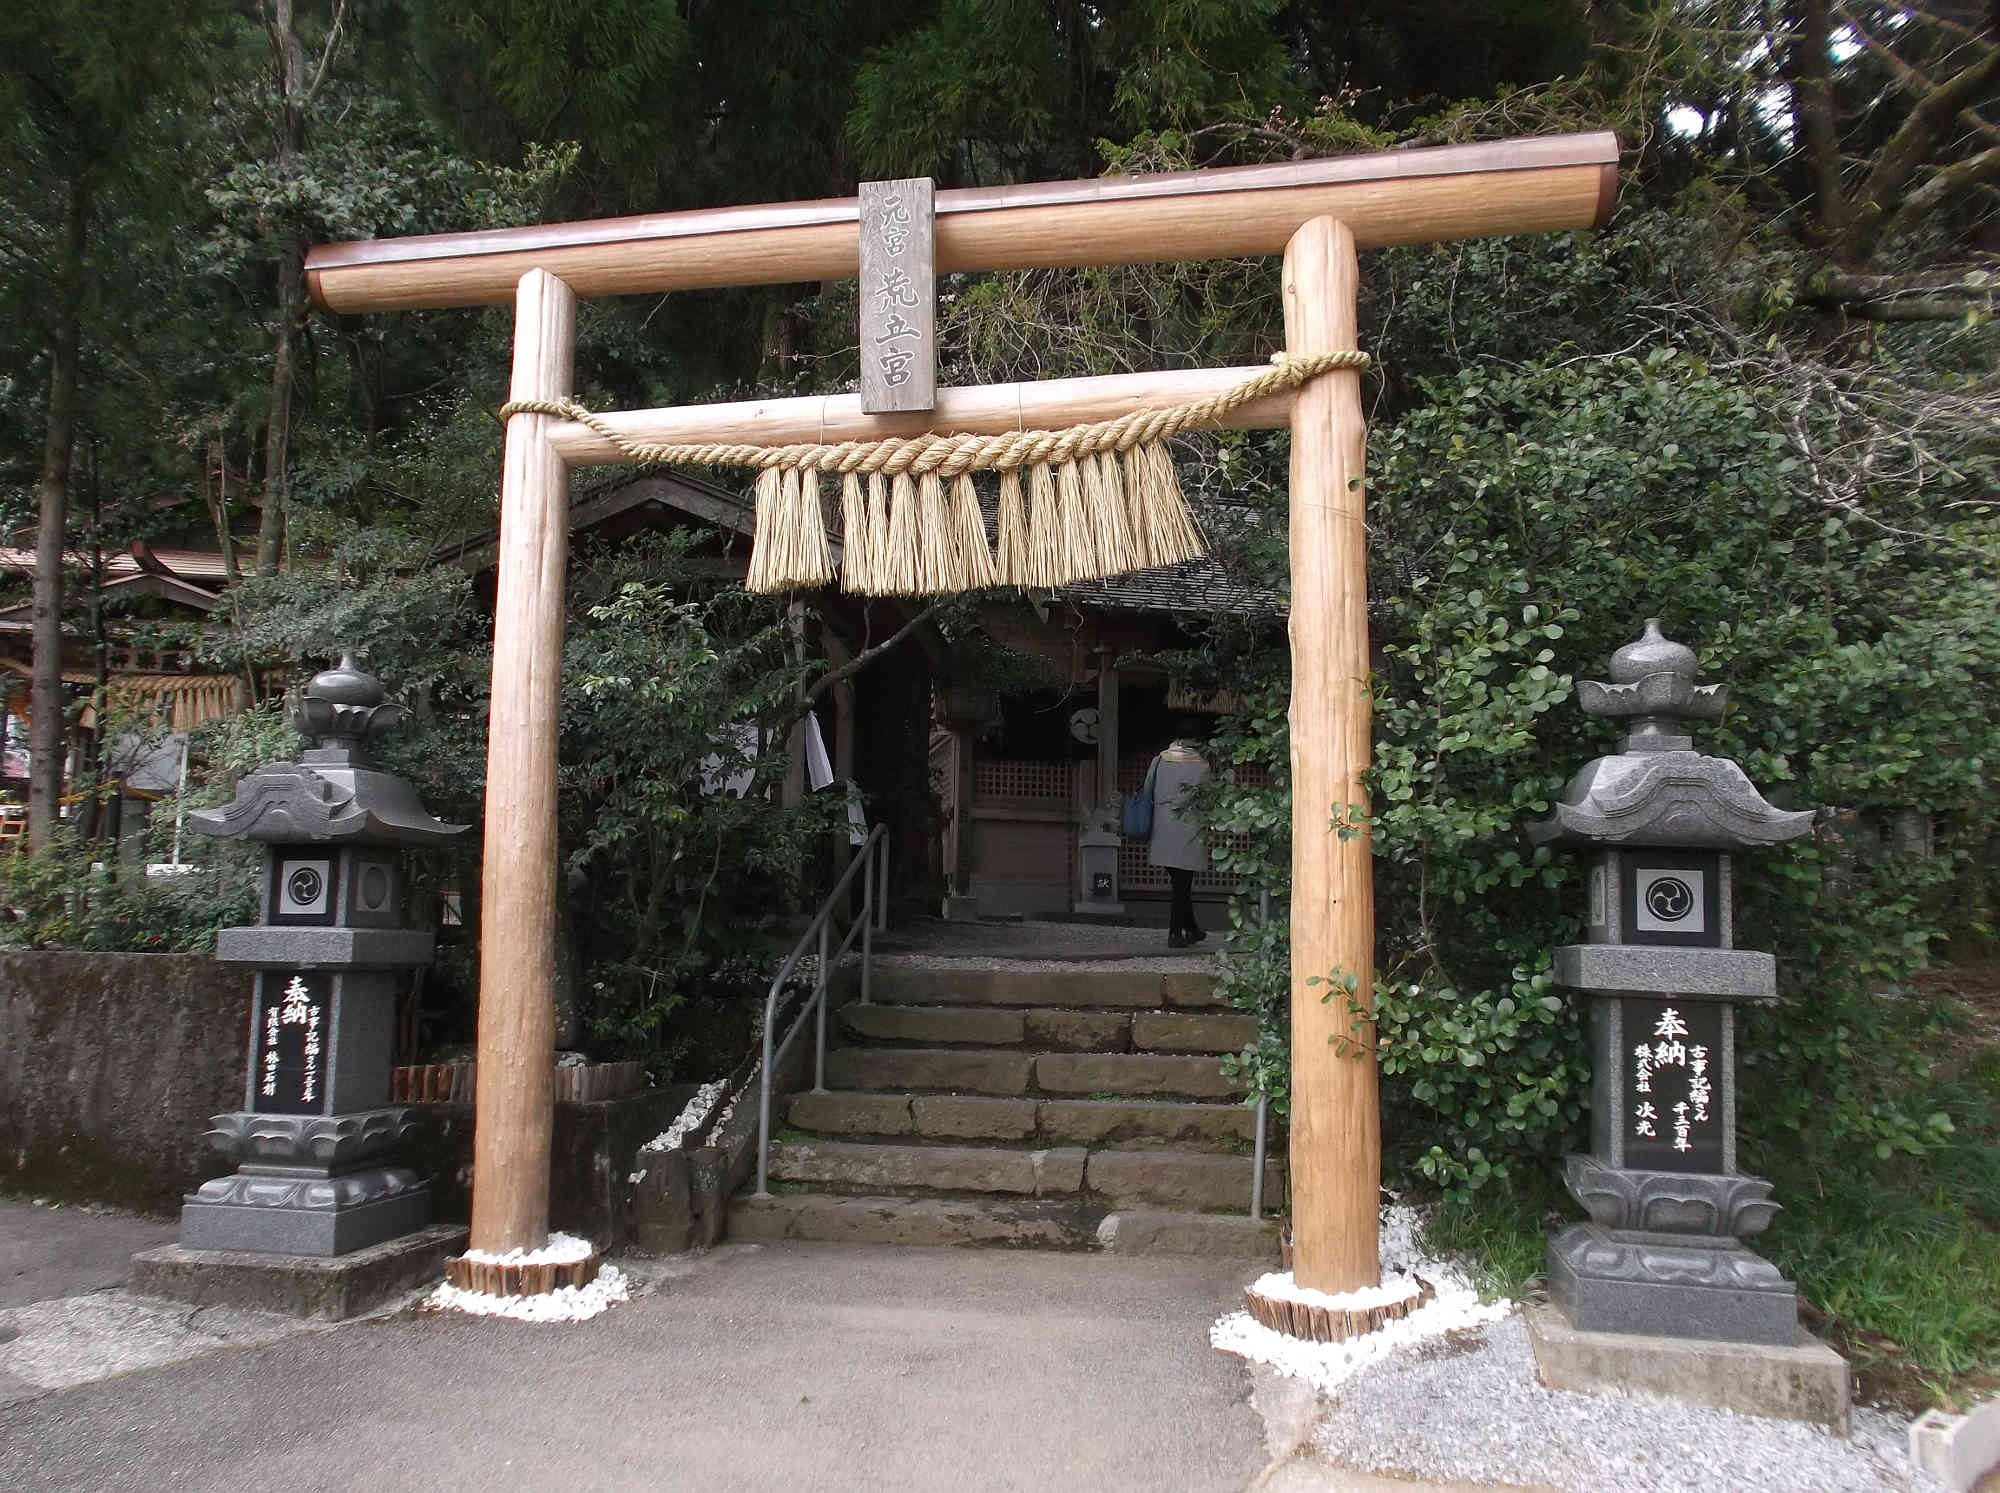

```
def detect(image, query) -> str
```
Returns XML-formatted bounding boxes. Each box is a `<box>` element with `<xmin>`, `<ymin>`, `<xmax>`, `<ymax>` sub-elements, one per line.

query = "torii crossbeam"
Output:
<box><xmin>308</xmin><ymin>132</ymin><xmax>1617</xmax><ymax>1293</ymax></box>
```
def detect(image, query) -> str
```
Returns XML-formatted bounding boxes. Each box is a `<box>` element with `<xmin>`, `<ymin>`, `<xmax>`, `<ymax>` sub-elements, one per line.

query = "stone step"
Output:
<box><xmin>770</xmin><ymin>1139</ymin><xmax>1085</xmax><ymax>1197</ymax></box>
<box><xmin>824</xmin><ymin>1048</ymin><xmax>1246</xmax><ymax>1101</ymax></box>
<box><xmin>767</xmin><ymin>1140</ymin><xmax>1281</xmax><ymax>1212</ymax></box>
<box><xmin>837</xmin><ymin>1003</ymin><xmax>1257</xmax><ymax>1055</ymax></box>
<box><xmin>868</xmin><ymin>967</ymin><xmax>1225</xmax><ymax>1011</ymax></box>
<box><xmin>729</xmin><ymin>1193</ymin><xmax>1280</xmax><ymax>1259</ymax></box>
<box><xmin>788</xmin><ymin>1092</ymin><xmax>1261</xmax><ymax>1152</ymax></box>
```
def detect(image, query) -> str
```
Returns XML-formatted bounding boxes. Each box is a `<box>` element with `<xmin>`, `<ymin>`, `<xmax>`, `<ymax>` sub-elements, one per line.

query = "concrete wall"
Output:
<box><xmin>0</xmin><ymin>950</ymin><xmax>720</xmax><ymax>1246</ymax></box>
<box><xmin>401</xmin><ymin>1085</ymin><xmax>697</xmax><ymax>1249</ymax></box>
<box><xmin>0</xmin><ymin>952</ymin><xmax>248</xmax><ymax>1214</ymax></box>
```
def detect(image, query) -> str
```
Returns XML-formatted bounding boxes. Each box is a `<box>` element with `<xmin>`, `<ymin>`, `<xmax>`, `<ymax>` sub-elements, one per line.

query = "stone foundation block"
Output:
<box><xmin>1525</xmin><ymin>1301</ymin><xmax>1850</xmax><ymax>1432</ymax></box>
<box><xmin>1547</xmin><ymin>1222</ymin><xmax>1798</xmax><ymax>1346</ymax></box>
<box><xmin>1910</xmin><ymin>1399</ymin><xmax>2000</xmax><ymax>1492</ymax></box>
<box><xmin>132</xmin><ymin>1224</ymin><xmax>467</xmax><ymax>1321</ymax></box>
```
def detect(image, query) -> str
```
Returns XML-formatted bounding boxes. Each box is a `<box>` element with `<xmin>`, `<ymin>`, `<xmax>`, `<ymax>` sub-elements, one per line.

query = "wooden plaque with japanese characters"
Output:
<box><xmin>858</xmin><ymin>178</ymin><xmax>935</xmax><ymax>413</ymax></box>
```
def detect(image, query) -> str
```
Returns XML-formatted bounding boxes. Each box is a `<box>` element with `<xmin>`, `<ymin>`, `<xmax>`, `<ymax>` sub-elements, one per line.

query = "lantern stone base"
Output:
<box><xmin>1525</xmin><ymin>1301</ymin><xmax>1850</xmax><ymax>1432</ymax></box>
<box><xmin>1547</xmin><ymin>1221</ymin><xmax>1799</xmax><ymax>1346</ymax></box>
<box><xmin>134</xmin><ymin>1223</ymin><xmax>467</xmax><ymax>1321</ymax></box>
<box><xmin>181</xmin><ymin>1166</ymin><xmax>432</xmax><ymax>1257</ymax></box>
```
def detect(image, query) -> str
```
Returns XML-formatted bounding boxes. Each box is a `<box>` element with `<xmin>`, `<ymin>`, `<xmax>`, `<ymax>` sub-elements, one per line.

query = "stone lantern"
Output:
<box><xmin>1525</xmin><ymin>622</ymin><xmax>1847</xmax><ymax>1421</ymax></box>
<box><xmin>177</xmin><ymin>655</ymin><xmax>468</xmax><ymax>1257</ymax></box>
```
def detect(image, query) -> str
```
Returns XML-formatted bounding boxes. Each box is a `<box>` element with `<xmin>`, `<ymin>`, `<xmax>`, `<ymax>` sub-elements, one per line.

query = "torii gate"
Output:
<box><xmin>307</xmin><ymin>132</ymin><xmax>1616</xmax><ymax>1295</ymax></box>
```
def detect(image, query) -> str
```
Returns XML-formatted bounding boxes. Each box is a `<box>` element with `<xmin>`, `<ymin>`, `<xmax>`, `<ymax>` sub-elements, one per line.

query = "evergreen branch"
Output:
<box><xmin>1887</xmin><ymin>144</ymin><xmax>2000</xmax><ymax>236</ymax></box>
<box><xmin>1834</xmin><ymin>2</ymin><xmax>2000</xmax><ymax>148</ymax></box>
<box><xmin>1841</xmin><ymin>36</ymin><xmax>2000</xmax><ymax>261</ymax></box>
<box><xmin>797</xmin><ymin>602</ymin><xmax>941</xmax><ymax>715</ymax></box>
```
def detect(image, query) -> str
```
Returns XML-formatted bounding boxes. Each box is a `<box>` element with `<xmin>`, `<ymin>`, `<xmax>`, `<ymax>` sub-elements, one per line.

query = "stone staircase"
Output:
<box><xmin>729</xmin><ymin>962</ymin><xmax>1284</xmax><ymax>1257</ymax></box>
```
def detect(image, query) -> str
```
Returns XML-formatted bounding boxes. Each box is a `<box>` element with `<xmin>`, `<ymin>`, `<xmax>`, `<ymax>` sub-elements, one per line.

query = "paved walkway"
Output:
<box><xmin>0</xmin><ymin>1199</ymin><xmax>1449</xmax><ymax>1493</ymax></box>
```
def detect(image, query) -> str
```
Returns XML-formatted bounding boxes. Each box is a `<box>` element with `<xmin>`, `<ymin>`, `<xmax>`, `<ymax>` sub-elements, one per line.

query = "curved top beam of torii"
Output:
<box><xmin>313</xmin><ymin>131</ymin><xmax>1620</xmax><ymax>1294</ymax></box>
<box><xmin>307</xmin><ymin>132</ymin><xmax>1617</xmax><ymax>312</ymax></box>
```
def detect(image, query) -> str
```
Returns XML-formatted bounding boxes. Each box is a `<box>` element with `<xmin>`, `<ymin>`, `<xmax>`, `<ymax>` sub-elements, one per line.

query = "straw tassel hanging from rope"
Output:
<box><xmin>502</xmin><ymin>350</ymin><xmax>1368</xmax><ymax>597</ymax></box>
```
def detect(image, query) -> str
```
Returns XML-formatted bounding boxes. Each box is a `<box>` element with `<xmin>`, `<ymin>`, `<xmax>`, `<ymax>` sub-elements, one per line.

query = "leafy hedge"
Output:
<box><xmin>1195</xmin><ymin>348</ymin><xmax>1997</xmax><ymax>1196</ymax></box>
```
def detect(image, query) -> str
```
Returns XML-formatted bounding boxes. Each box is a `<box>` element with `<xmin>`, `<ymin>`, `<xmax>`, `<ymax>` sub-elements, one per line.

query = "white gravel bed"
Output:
<box><xmin>1247</xmin><ymin>1268</ymin><xmax>1428</xmax><ymax>1315</ymax></box>
<box><xmin>426</xmin><ymin>1263</ymin><xmax>631</xmax><ymax>1323</ymax></box>
<box><xmin>456</xmin><ymin>1230</ymin><xmax>596</xmax><ymax>1267</ymax></box>
<box><xmin>640</xmin><ymin>1079</ymin><xmax>728</xmax><ymax>1155</ymax></box>
<box><xmin>1309</xmin><ymin>1311</ymin><xmax>1946</xmax><ymax>1492</ymax></box>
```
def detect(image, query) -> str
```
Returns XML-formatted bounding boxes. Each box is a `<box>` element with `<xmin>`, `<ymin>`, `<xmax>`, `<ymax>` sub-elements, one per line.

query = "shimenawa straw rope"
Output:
<box><xmin>501</xmin><ymin>351</ymin><xmax>1369</xmax><ymax>595</ymax></box>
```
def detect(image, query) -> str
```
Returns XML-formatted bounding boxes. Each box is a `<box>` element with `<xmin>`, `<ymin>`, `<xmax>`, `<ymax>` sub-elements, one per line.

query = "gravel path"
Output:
<box><xmin>1309</xmin><ymin>1312</ymin><xmax>1946</xmax><ymax>1492</ymax></box>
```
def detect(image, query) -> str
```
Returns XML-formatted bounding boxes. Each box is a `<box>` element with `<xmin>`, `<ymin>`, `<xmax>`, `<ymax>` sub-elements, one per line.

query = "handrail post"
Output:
<box><xmin>751</xmin><ymin>824</ymin><xmax>885</xmax><ymax>1204</ymax></box>
<box><xmin>755</xmin><ymin>994</ymin><xmax>775</xmax><ymax>1197</ymax></box>
<box><xmin>814</xmin><ymin>917</ymin><xmax>830</xmax><ymax>1093</ymax></box>
<box><xmin>861</xmin><ymin>830</ymin><xmax>875</xmax><ymax>1006</ymax></box>
<box><xmin>1251</xmin><ymin>886</ymin><xmax>1273</xmax><ymax>1220</ymax></box>
<box><xmin>1251</xmin><ymin>1095</ymin><xmax>1269</xmax><ymax>1221</ymax></box>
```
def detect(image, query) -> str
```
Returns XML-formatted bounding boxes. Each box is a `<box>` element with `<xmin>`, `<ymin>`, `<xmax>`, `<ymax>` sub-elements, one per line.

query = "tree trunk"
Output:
<box><xmin>80</xmin><ymin>446</ymin><xmax>108</xmax><ymax>844</ymax></box>
<box><xmin>29</xmin><ymin>172</ymin><xmax>92</xmax><ymax>852</ymax></box>
<box><xmin>1786</xmin><ymin>0</ymin><xmax>1847</xmax><ymax>248</ymax></box>
<box><xmin>256</xmin><ymin>0</ymin><xmax>310</xmax><ymax>578</ymax></box>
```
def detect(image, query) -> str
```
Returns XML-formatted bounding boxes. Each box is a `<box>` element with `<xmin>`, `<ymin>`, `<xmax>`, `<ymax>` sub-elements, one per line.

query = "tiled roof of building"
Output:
<box><xmin>1057</xmin><ymin>552</ymin><xmax>1282</xmax><ymax>617</ymax></box>
<box><xmin>0</xmin><ymin>546</ymin><xmax>239</xmax><ymax>583</ymax></box>
<box><xmin>1056</xmin><ymin>502</ymin><xmax>1283</xmax><ymax>618</ymax></box>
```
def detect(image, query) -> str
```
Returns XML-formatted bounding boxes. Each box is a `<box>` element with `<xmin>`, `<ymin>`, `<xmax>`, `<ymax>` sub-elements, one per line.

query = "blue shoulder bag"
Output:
<box><xmin>1121</xmin><ymin>757</ymin><xmax>1158</xmax><ymax>838</ymax></box>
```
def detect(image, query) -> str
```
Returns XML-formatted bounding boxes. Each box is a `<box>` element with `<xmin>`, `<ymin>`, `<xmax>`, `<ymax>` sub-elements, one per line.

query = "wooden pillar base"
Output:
<box><xmin>1243</xmin><ymin>1272</ymin><xmax>1435</xmax><ymax>1343</ymax></box>
<box><xmin>443</xmin><ymin>1247</ymin><xmax>600</xmax><ymax>1298</ymax></box>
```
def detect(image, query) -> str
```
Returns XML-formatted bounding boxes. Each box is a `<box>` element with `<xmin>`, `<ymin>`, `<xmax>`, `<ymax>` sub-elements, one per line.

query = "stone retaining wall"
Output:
<box><xmin>0</xmin><ymin>952</ymin><xmax>248</xmax><ymax>1213</ymax></box>
<box><xmin>0</xmin><ymin>951</ymin><xmax>697</xmax><ymax>1249</ymax></box>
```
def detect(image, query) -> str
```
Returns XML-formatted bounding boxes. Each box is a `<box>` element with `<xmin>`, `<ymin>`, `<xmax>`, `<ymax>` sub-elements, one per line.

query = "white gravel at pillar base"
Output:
<box><xmin>427</xmin><ymin>1265</ymin><xmax>631</xmax><ymax>1323</ymax></box>
<box><xmin>456</xmin><ymin>1230</ymin><xmax>598</xmax><ymax>1268</ymax></box>
<box><xmin>1210</xmin><ymin>1205</ymin><xmax>1511</xmax><ymax>1396</ymax></box>
<box><xmin>426</xmin><ymin>1231</ymin><xmax>630</xmax><ymax>1323</ymax></box>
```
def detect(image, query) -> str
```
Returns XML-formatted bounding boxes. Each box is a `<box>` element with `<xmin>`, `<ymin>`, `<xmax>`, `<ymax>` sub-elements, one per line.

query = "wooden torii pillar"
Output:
<box><xmin>307</xmin><ymin>133</ymin><xmax>1615</xmax><ymax>1292</ymax></box>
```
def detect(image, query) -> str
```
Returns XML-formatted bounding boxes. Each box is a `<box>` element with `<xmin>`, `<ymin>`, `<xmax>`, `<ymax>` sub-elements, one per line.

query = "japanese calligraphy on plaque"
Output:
<box><xmin>858</xmin><ymin>178</ymin><xmax>935</xmax><ymax>413</ymax></box>
<box><xmin>252</xmin><ymin>970</ymin><xmax>332</xmax><ymax>1115</ymax></box>
<box><xmin>1623</xmin><ymin>997</ymin><xmax>1724</xmax><ymax>1173</ymax></box>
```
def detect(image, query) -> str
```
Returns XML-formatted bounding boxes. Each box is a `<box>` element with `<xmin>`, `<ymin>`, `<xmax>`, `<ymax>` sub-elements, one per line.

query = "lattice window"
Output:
<box><xmin>976</xmin><ymin>759</ymin><xmax>1072</xmax><ymax>801</ymax></box>
<box><xmin>1118</xmin><ymin>753</ymin><xmax>1265</xmax><ymax>894</ymax></box>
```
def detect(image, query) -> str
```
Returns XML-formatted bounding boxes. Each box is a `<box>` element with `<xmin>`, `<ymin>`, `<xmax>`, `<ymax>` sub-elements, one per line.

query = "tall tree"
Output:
<box><xmin>254</xmin><ymin>0</ymin><xmax>349</xmax><ymax>578</ymax></box>
<box><xmin>0</xmin><ymin>0</ymin><xmax>214</xmax><ymax>846</ymax></box>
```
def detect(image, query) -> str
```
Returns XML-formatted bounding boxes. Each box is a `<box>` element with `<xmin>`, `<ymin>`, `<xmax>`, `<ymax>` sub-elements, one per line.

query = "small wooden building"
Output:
<box><xmin>933</xmin><ymin>543</ymin><xmax>1277</xmax><ymax>925</ymax></box>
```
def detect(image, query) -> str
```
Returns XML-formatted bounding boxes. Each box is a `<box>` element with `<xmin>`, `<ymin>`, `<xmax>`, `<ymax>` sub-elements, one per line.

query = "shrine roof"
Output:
<box><xmin>1056</xmin><ymin>501</ymin><xmax>1283</xmax><ymax>618</ymax></box>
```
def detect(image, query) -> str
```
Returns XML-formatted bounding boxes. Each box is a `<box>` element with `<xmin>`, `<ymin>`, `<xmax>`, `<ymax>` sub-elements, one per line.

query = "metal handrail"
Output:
<box><xmin>755</xmin><ymin>824</ymin><xmax>890</xmax><ymax>1197</ymax></box>
<box><xmin>1250</xmin><ymin>886</ymin><xmax>1275</xmax><ymax>1221</ymax></box>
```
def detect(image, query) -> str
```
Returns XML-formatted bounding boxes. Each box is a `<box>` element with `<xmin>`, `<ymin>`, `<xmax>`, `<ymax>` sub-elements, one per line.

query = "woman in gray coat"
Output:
<box><xmin>1143</xmin><ymin>727</ymin><xmax>1211</xmax><ymax>947</ymax></box>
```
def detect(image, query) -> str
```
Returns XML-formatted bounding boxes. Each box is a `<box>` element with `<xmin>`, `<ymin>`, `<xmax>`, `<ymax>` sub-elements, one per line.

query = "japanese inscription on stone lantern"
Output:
<box><xmin>1624</xmin><ymin>997</ymin><xmax>1724</xmax><ymax>1172</ymax></box>
<box><xmin>858</xmin><ymin>178</ymin><xmax>935</xmax><ymax>413</ymax></box>
<box><xmin>252</xmin><ymin>971</ymin><xmax>333</xmax><ymax>1115</ymax></box>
